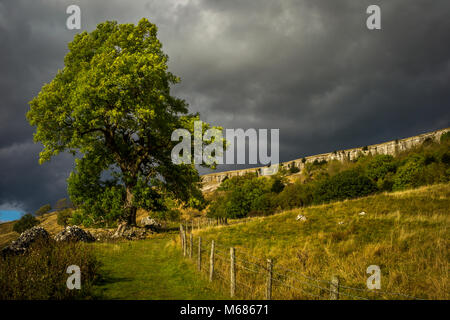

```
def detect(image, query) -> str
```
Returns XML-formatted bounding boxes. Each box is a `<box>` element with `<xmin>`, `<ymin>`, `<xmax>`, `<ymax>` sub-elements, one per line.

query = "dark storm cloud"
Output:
<box><xmin>0</xmin><ymin>0</ymin><xmax>449</xmax><ymax>211</ymax></box>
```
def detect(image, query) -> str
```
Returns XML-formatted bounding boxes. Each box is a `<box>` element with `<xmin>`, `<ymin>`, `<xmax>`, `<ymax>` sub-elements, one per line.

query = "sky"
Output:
<box><xmin>0</xmin><ymin>0</ymin><xmax>449</xmax><ymax>215</ymax></box>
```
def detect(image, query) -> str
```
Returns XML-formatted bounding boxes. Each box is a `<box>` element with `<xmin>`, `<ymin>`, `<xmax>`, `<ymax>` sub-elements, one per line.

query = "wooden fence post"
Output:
<box><xmin>198</xmin><ymin>237</ymin><xmax>202</xmax><ymax>271</ymax></box>
<box><xmin>209</xmin><ymin>240</ymin><xmax>215</xmax><ymax>282</ymax></box>
<box><xmin>191</xmin><ymin>220</ymin><xmax>194</xmax><ymax>232</ymax></box>
<box><xmin>179</xmin><ymin>224</ymin><xmax>183</xmax><ymax>250</ymax></box>
<box><xmin>266</xmin><ymin>259</ymin><xmax>273</xmax><ymax>300</ymax></box>
<box><xmin>189</xmin><ymin>233</ymin><xmax>193</xmax><ymax>259</ymax></box>
<box><xmin>330</xmin><ymin>275</ymin><xmax>339</xmax><ymax>300</ymax></box>
<box><xmin>230</xmin><ymin>247</ymin><xmax>236</xmax><ymax>297</ymax></box>
<box><xmin>183</xmin><ymin>231</ymin><xmax>187</xmax><ymax>257</ymax></box>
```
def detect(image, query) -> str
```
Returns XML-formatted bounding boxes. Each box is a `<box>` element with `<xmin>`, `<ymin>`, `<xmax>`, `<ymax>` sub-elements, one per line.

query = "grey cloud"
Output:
<box><xmin>0</xmin><ymin>0</ymin><xmax>449</xmax><ymax>211</ymax></box>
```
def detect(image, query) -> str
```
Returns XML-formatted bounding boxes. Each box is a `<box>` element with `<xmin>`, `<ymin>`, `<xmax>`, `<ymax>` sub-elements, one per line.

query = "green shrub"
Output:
<box><xmin>393</xmin><ymin>155</ymin><xmax>425</xmax><ymax>191</ymax></box>
<box><xmin>152</xmin><ymin>209</ymin><xmax>181</xmax><ymax>221</ymax></box>
<box><xmin>440</xmin><ymin>151</ymin><xmax>450</xmax><ymax>165</ymax></box>
<box><xmin>314</xmin><ymin>169</ymin><xmax>378</xmax><ymax>203</ymax></box>
<box><xmin>13</xmin><ymin>214</ymin><xmax>39</xmax><ymax>234</ymax></box>
<box><xmin>35</xmin><ymin>204</ymin><xmax>51</xmax><ymax>216</ymax></box>
<box><xmin>365</xmin><ymin>154</ymin><xmax>397</xmax><ymax>182</ymax></box>
<box><xmin>376</xmin><ymin>172</ymin><xmax>395</xmax><ymax>191</ymax></box>
<box><xmin>275</xmin><ymin>181</ymin><xmax>315</xmax><ymax>210</ymax></box>
<box><xmin>270</xmin><ymin>177</ymin><xmax>285</xmax><ymax>193</ymax></box>
<box><xmin>440</xmin><ymin>131</ymin><xmax>450</xmax><ymax>143</ymax></box>
<box><xmin>210</xmin><ymin>175</ymin><xmax>272</xmax><ymax>219</ymax></box>
<box><xmin>289</xmin><ymin>166</ymin><xmax>300</xmax><ymax>174</ymax></box>
<box><xmin>57</xmin><ymin>209</ymin><xmax>73</xmax><ymax>227</ymax></box>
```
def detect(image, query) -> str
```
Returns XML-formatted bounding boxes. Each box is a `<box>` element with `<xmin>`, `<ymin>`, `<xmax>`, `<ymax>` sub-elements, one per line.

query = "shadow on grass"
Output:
<box><xmin>92</xmin><ymin>270</ymin><xmax>133</xmax><ymax>299</ymax></box>
<box><xmin>95</xmin><ymin>270</ymin><xmax>133</xmax><ymax>286</ymax></box>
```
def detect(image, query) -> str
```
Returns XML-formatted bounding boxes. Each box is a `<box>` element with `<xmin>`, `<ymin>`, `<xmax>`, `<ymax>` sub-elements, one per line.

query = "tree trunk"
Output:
<box><xmin>124</xmin><ymin>186</ymin><xmax>137</xmax><ymax>226</ymax></box>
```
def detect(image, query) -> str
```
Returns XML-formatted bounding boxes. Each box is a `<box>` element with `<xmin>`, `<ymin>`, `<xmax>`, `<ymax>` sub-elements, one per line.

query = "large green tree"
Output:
<box><xmin>27</xmin><ymin>19</ymin><xmax>219</xmax><ymax>226</ymax></box>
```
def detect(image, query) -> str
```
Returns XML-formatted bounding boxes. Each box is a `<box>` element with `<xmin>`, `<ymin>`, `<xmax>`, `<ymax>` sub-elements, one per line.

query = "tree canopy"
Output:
<box><xmin>27</xmin><ymin>19</ymin><xmax>219</xmax><ymax>226</ymax></box>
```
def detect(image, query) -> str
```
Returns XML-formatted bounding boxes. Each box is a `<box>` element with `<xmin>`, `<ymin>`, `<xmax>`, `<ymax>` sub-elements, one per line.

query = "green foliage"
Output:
<box><xmin>152</xmin><ymin>209</ymin><xmax>181</xmax><ymax>221</ymax></box>
<box><xmin>313</xmin><ymin>169</ymin><xmax>378</xmax><ymax>203</ymax></box>
<box><xmin>218</xmin><ymin>172</ymin><xmax>258</xmax><ymax>191</ymax></box>
<box><xmin>393</xmin><ymin>155</ymin><xmax>425</xmax><ymax>191</ymax></box>
<box><xmin>13</xmin><ymin>214</ymin><xmax>39</xmax><ymax>234</ymax></box>
<box><xmin>54</xmin><ymin>198</ymin><xmax>72</xmax><ymax>211</ymax></box>
<box><xmin>0</xmin><ymin>240</ymin><xmax>100</xmax><ymax>299</ymax></box>
<box><xmin>274</xmin><ymin>181</ymin><xmax>315</xmax><ymax>210</ymax></box>
<box><xmin>57</xmin><ymin>209</ymin><xmax>73</xmax><ymax>227</ymax></box>
<box><xmin>440</xmin><ymin>131</ymin><xmax>450</xmax><ymax>143</ymax></box>
<box><xmin>270</xmin><ymin>177</ymin><xmax>285</xmax><ymax>193</ymax></box>
<box><xmin>365</xmin><ymin>155</ymin><xmax>397</xmax><ymax>182</ymax></box>
<box><xmin>27</xmin><ymin>18</ymin><xmax>220</xmax><ymax>226</ymax></box>
<box><xmin>67</xmin><ymin>154</ymin><xmax>126</xmax><ymax>227</ymax></box>
<box><xmin>35</xmin><ymin>204</ymin><xmax>51</xmax><ymax>216</ymax></box>
<box><xmin>149</xmin><ymin>197</ymin><xmax>181</xmax><ymax>221</ymax></box>
<box><xmin>209</xmin><ymin>175</ymin><xmax>272</xmax><ymax>219</ymax></box>
<box><xmin>288</xmin><ymin>165</ymin><xmax>300</xmax><ymax>174</ymax></box>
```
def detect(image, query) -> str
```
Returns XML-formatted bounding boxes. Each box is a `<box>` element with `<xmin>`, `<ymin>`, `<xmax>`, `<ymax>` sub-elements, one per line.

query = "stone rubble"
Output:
<box><xmin>1</xmin><ymin>226</ymin><xmax>50</xmax><ymax>256</ymax></box>
<box><xmin>140</xmin><ymin>217</ymin><xmax>162</xmax><ymax>231</ymax></box>
<box><xmin>112</xmin><ymin>222</ymin><xmax>150</xmax><ymax>240</ymax></box>
<box><xmin>54</xmin><ymin>225</ymin><xmax>96</xmax><ymax>243</ymax></box>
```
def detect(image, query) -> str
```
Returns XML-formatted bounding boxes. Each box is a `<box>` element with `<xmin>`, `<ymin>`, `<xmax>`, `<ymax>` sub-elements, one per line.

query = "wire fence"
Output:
<box><xmin>179</xmin><ymin>224</ymin><xmax>425</xmax><ymax>300</ymax></box>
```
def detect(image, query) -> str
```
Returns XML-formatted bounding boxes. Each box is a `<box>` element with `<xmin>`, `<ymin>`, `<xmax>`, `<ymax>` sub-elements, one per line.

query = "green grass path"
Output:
<box><xmin>92</xmin><ymin>236</ymin><xmax>227</xmax><ymax>300</ymax></box>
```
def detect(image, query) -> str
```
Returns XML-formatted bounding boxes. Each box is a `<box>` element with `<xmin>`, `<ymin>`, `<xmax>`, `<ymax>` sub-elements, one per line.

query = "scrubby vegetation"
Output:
<box><xmin>207</xmin><ymin>137</ymin><xmax>450</xmax><ymax>220</ymax></box>
<box><xmin>0</xmin><ymin>240</ymin><xmax>100</xmax><ymax>299</ymax></box>
<box><xmin>13</xmin><ymin>213</ymin><xmax>39</xmax><ymax>234</ymax></box>
<box><xmin>35</xmin><ymin>204</ymin><xmax>52</xmax><ymax>216</ymax></box>
<box><xmin>57</xmin><ymin>209</ymin><xmax>74</xmax><ymax>227</ymax></box>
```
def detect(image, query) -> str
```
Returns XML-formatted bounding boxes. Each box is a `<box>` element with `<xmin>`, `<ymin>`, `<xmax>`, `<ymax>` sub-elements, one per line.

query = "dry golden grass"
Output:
<box><xmin>182</xmin><ymin>183</ymin><xmax>450</xmax><ymax>300</ymax></box>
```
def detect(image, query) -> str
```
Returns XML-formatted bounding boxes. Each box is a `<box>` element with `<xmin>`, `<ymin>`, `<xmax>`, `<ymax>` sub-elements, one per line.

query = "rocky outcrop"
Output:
<box><xmin>54</xmin><ymin>226</ymin><xmax>96</xmax><ymax>243</ymax></box>
<box><xmin>140</xmin><ymin>217</ymin><xmax>161</xmax><ymax>231</ymax></box>
<box><xmin>201</xmin><ymin>127</ymin><xmax>450</xmax><ymax>190</ymax></box>
<box><xmin>1</xmin><ymin>226</ymin><xmax>50</xmax><ymax>256</ymax></box>
<box><xmin>112</xmin><ymin>222</ymin><xmax>149</xmax><ymax>240</ymax></box>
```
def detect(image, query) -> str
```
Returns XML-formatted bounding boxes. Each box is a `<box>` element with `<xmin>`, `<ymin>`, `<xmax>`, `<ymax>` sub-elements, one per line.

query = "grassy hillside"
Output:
<box><xmin>188</xmin><ymin>183</ymin><xmax>449</xmax><ymax>300</ymax></box>
<box><xmin>0</xmin><ymin>221</ymin><xmax>18</xmax><ymax>249</ymax></box>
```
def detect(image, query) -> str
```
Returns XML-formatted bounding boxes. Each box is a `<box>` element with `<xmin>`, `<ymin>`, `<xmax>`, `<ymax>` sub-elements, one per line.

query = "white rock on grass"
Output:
<box><xmin>359</xmin><ymin>211</ymin><xmax>366</xmax><ymax>216</ymax></box>
<box><xmin>296</xmin><ymin>214</ymin><xmax>307</xmax><ymax>222</ymax></box>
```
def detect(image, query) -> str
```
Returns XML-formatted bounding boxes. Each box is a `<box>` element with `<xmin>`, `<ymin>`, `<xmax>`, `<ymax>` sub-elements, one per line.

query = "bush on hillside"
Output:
<box><xmin>314</xmin><ymin>169</ymin><xmax>378</xmax><ymax>203</ymax></box>
<box><xmin>274</xmin><ymin>181</ymin><xmax>315</xmax><ymax>210</ymax></box>
<box><xmin>392</xmin><ymin>155</ymin><xmax>425</xmax><ymax>191</ymax></box>
<box><xmin>57</xmin><ymin>208</ymin><xmax>73</xmax><ymax>227</ymax></box>
<box><xmin>270</xmin><ymin>177</ymin><xmax>285</xmax><ymax>193</ymax></box>
<box><xmin>365</xmin><ymin>155</ymin><xmax>397</xmax><ymax>182</ymax></box>
<box><xmin>288</xmin><ymin>166</ymin><xmax>300</xmax><ymax>174</ymax></box>
<box><xmin>209</xmin><ymin>176</ymin><xmax>272</xmax><ymax>219</ymax></box>
<box><xmin>35</xmin><ymin>204</ymin><xmax>51</xmax><ymax>216</ymax></box>
<box><xmin>440</xmin><ymin>131</ymin><xmax>450</xmax><ymax>143</ymax></box>
<box><xmin>13</xmin><ymin>214</ymin><xmax>39</xmax><ymax>234</ymax></box>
